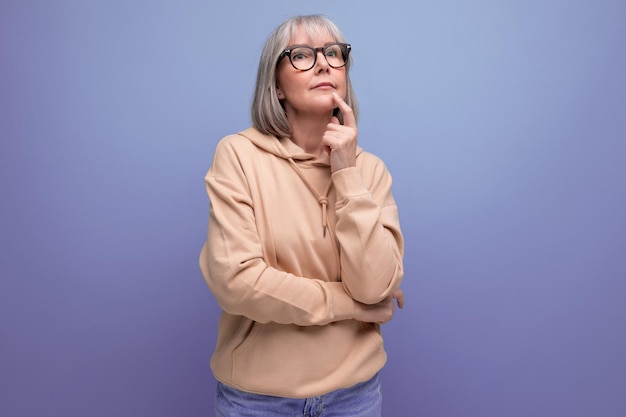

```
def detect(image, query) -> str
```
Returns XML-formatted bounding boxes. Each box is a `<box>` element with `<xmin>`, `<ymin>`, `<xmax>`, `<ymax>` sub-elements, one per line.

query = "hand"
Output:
<box><xmin>393</xmin><ymin>289</ymin><xmax>405</xmax><ymax>309</ymax></box>
<box><xmin>323</xmin><ymin>93</ymin><xmax>358</xmax><ymax>173</ymax></box>
<box><xmin>353</xmin><ymin>289</ymin><xmax>405</xmax><ymax>324</ymax></box>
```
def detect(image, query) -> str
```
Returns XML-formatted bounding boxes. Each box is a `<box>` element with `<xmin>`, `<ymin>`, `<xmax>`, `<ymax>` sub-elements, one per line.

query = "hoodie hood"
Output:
<box><xmin>237</xmin><ymin>127</ymin><xmax>364</xmax><ymax>237</ymax></box>
<box><xmin>237</xmin><ymin>127</ymin><xmax>364</xmax><ymax>164</ymax></box>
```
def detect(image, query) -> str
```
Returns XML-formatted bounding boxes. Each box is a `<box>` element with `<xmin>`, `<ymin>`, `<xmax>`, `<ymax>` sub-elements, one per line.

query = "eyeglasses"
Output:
<box><xmin>278</xmin><ymin>43</ymin><xmax>351</xmax><ymax>71</ymax></box>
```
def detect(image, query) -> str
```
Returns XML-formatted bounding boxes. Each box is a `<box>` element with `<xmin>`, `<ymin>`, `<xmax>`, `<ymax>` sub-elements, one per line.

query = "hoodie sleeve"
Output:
<box><xmin>332</xmin><ymin>160</ymin><xmax>404</xmax><ymax>304</ymax></box>
<box><xmin>199</xmin><ymin>137</ymin><xmax>357</xmax><ymax>326</ymax></box>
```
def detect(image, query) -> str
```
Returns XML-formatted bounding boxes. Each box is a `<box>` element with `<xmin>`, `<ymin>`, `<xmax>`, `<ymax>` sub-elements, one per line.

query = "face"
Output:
<box><xmin>276</xmin><ymin>27</ymin><xmax>347</xmax><ymax>118</ymax></box>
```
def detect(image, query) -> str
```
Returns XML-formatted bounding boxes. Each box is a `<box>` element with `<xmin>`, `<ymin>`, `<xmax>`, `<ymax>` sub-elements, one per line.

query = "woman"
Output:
<box><xmin>199</xmin><ymin>15</ymin><xmax>404</xmax><ymax>416</ymax></box>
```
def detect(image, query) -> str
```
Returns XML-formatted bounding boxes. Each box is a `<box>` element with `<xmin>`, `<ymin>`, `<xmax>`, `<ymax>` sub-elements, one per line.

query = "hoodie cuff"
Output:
<box><xmin>326</xmin><ymin>282</ymin><xmax>357</xmax><ymax>321</ymax></box>
<box><xmin>331</xmin><ymin>167</ymin><xmax>368</xmax><ymax>200</ymax></box>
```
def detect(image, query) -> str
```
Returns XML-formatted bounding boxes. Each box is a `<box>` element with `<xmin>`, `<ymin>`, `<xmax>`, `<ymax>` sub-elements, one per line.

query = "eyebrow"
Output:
<box><xmin>284</xmin><ymin>41</ymin><xmax>338</xmax><ymax>49</ymax></box>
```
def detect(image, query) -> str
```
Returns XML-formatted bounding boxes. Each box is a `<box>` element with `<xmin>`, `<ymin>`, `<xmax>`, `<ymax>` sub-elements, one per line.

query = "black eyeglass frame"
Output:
<box><xmin>278</xmin><ymin>43</ymin><xmax>352</xmax><ymax>71</ymax></box>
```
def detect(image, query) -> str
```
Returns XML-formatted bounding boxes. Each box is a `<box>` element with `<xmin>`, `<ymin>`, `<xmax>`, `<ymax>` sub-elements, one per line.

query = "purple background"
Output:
<box><xmin>1</xmin><ymin>1</ymin><xmax>625</xmax><ymax>416</ymax></box>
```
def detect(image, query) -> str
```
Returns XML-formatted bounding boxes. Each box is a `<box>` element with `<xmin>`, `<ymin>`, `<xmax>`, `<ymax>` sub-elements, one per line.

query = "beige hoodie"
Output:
<box><xmin>199</xmin><ymin>127</ymin><xmax>404</xmax><ymax>398</ymax></box>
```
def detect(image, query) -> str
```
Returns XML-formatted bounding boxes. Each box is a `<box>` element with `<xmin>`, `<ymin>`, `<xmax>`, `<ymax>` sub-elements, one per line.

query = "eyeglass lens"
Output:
<box><xmin>289</xmin><ymin>44</ymin><xmax>347</xmax><ymax>70</ymax></box>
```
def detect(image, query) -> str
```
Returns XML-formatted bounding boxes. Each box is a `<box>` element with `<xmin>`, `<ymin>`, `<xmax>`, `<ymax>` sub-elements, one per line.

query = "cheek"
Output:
<box><xmin>277</xmin><ymin>77</ymin><xmax>309</xmax><ymax>100</ymax></box>
<box><xmin>275</xmin><ymin>64</ymin><xmax>292</xmax><ymax>91</ymax></box>
<box><xmin>276</xmin><ymin>71</ymin><xmax>297</xmax><ymax>93</ymax></box>
<box><xmin>334</xmin><ymin>70</ymin><xmax>348</xmax><ymax>93</ymax></box>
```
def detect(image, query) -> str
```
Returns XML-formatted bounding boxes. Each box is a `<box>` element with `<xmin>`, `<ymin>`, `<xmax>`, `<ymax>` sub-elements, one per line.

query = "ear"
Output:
<box><xmin>276</xmin><ymin>88</ymin><xmax>285</xmax><ymax>99</ymax></box>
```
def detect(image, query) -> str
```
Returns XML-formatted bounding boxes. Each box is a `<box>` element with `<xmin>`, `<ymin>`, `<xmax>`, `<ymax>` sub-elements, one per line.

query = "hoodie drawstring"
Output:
<box><xmin>288</xmin><ymin>158</ymin><xmax>333</xmax><ymax>237</ymax></box>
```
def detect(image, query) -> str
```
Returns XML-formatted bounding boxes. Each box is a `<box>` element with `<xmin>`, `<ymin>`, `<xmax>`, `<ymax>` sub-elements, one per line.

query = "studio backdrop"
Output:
<box><xmin>1</xmin><ymin>1</ymin><xmax>625</xmax><ymax>416</ymax></box>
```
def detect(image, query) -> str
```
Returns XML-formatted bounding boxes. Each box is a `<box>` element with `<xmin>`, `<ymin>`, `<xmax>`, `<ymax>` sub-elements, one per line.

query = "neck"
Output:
<box><xmin>287</xmin><ymin>111</ymin><xmax>333</xmax><ymax>158</ymax></box>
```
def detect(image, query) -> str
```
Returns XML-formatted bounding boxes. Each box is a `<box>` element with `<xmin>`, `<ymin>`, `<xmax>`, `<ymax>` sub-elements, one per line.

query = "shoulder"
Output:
<box><xmin>356</xmin><ymin>149</ymin><xmax>392</xmax><ymax>179</ymax></box>
<box><xmin>213</xmin><ymin>129</ymin><xmax>265</xmax><ymax>164</ymax></box>
<box><xmin>208</xmin><ymin>129</ymin><xmax>257</xmax><ymax>175</ymax></box>
<box><xmin>215</xmin><ymin>130</ymin><xmax>255</xmax><ymax>151</ymax></box>
<box><xmin>357</xmin><ymin>148</ymin><xmax>386</xmax><ymax>166</ymax></box>
<box><xmin>209</xmin><ymin>127</ymin><xmax>279</xmax><ymax>179</ymax></box>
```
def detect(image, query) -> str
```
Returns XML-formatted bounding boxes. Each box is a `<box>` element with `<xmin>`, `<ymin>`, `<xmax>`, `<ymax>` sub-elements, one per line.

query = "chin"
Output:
<box><xmin>310</xmin><ymin>95</ymin><xmax>334</xmax><ymax>107</ymax></box>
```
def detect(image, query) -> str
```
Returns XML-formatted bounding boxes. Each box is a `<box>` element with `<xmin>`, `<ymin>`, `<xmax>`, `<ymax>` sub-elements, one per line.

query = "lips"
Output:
<box><xmin>312</xmin><ymin>82</ymin><xmax>335</xmax><ymax>89</ymax></box>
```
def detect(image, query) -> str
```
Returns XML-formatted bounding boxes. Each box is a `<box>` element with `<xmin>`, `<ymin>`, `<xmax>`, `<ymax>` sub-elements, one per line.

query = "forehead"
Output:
<box><xmin>288</xmin><ymin>25</ymin><xmax>337</xmax><ymax>46</ymax></box>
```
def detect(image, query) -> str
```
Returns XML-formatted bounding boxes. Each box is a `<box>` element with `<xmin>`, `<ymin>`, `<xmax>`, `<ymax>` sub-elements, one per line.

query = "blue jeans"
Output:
<box><xmin>214</xmin><ymin>373</ymin><xmax>382</xmax><ymax>417</ymax></box>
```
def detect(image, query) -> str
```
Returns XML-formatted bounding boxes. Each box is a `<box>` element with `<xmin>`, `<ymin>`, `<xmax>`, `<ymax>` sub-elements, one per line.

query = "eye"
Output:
<box><xmin>325</xmin><ymin>45</ymin><xmax>341</xmax><ymax>57</ymax></box>
<box><xmin>291</xmin><ymin>48</ymin><xmax>313</xmax><ymax>61</ymax></box>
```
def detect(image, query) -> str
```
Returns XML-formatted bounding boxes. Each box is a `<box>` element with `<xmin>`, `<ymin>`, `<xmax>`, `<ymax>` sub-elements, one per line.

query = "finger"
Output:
<box><xmin>332</xmin><ymin>92</ymin><xmax>356</xmax><ymax>128</ymax></box>
<box><xmin>393</xmin><ymin>290</ymin><xmax>405</xmax><ymax>309</ymax></box>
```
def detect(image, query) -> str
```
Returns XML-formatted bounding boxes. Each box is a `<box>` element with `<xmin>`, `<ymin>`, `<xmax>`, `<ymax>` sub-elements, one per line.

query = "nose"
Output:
<box><xmin>314</xmin><ymin>50</ymin><xmax>330</xmax><ymax>72</ymax></box>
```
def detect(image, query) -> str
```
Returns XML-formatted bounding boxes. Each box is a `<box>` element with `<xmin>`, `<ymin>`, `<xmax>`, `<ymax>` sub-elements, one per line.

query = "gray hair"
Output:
<box><xmin>251</xmin><ymin>15</ymin><xmax>358</xmax><ymax>138</ymax></box>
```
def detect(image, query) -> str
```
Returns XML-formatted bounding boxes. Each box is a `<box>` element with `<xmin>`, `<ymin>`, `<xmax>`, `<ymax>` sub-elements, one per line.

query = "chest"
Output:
<box><xmin>248</xmin><ymin>160</ymin><xmax>340</xmax><ymax>279</ymax></box>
